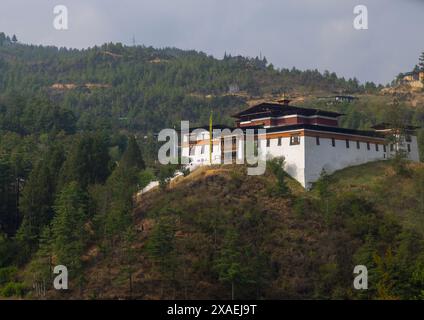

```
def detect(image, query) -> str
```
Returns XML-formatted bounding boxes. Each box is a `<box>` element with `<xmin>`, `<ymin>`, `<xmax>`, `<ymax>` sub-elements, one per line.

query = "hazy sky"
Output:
<box><xmin>0</xmin><ymin>0</ymin><xmax>423</xmax><ymax>84</ymax></box>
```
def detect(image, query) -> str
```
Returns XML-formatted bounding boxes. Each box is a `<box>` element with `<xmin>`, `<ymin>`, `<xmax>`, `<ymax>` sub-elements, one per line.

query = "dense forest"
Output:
<box><xmin>0</xmin><ymin>32</ymin><xmax>384</xmax><ymax>133</ymax></box>
<box><xmin>0</xmin><ymin>32</ymin><xmax>423</xmax><ymax>299</ymax></box>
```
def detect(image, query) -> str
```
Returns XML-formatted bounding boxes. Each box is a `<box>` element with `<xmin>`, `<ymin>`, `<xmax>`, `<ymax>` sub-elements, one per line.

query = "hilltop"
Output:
<box><xmin>28</xmin><ymin>160</ymin><xmax>423</xmax><ymax>300</ymax></box>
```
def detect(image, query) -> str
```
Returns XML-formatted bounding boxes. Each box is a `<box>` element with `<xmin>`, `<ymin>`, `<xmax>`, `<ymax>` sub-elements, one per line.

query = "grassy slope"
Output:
<box><xmin>45</xmin><ymin>161</ymin><xmax>424</xmax><ymax>300</ymax></box>
<box><xmin>324</xmin><ymin>161</ymin><xmax>424</xmax><ymax>236</ymax></box>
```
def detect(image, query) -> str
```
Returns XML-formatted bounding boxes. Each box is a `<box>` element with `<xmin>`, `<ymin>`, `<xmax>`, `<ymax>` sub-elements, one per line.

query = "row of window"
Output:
<box><xmin>266</xmin><ymin>137</ymin><xmax>283</xmax><ymax>147</ymax></box>
<box><xmin>264</xmin><ymin>136</ymin><xmax>412</xmax><ymax>153</ymax></box>
<box><xmin>326</xmin><ymin>137</ymin><xmax>381</xmax><ymax>151</ymax></box>
<box><xmin>263</xmin><ymin>136</ymin><xmax>381</xmax><ymax>150</ymax></box>
<box><xmin>266</xmin><ymin>136</ymin><xmax>301</xmax><ymax>146</ymax></box>
<box><xmin>191</xmin><ymin>137</ymin><xmax>412</xmax><ymax>155</ymax></box>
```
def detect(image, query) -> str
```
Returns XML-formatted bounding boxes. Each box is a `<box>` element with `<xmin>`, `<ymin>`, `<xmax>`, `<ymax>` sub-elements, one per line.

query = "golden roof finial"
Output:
<box><xmin>277</xmin><ymin>93</ymin><xmax>291</xmax><ymax>105</ymax></box>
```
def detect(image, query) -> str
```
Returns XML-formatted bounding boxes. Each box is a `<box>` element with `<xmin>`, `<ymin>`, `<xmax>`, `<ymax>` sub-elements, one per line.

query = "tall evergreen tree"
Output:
<box><xmin>102</xmin><ymin>166</ymin><xmax>139</xmax><ymax>241</ymax></box>
<box><xmin>146</xmin><ymin>216</ymin><xmax>177</xmax><ymax>296</ymax></box>
<box><xmin>0</xmin><ymin>159</ymin><xmax>17</xmax><ymax>235</ymax></box>
<box><xmin>26</xmin><ymin>226</ymin><xmax>54</xmax><ymax>296</ymax></box>
<box><xmin>51</xmin><ymin>182</ymin><xmax>88</xmax><ymax>290</ymax></box>
<box><xmin>17</xmin><ymin>144</ymin><xmax>65</xmax><ymax>253</ymax></box>
<box><xmin>120</xmin><ymin>136</ymin><xmax>145</xmax><ymax>170</ymax></box>
<box><xmin>419</xmin><ymin>51</ymin><xmax>424</xmax><ymax>71</ymax></box>
<box><xmin>17</xmin><ymin>163</ymin><xmax>54</xmax><ymax>254</ymax></box>
<box><xmin>214</xmin><ymin>228</ymin><xmax>252</xmax><ymax>300</ymax></box>
<box><xmin>120</xmin><ymin>226</ymin><xmax>138</xmax><ymax>298</ymax></box>
<box><xmin>59</xmin><ymin>133</ymin><xmax>110</xmax><ymax>189</ymax></box>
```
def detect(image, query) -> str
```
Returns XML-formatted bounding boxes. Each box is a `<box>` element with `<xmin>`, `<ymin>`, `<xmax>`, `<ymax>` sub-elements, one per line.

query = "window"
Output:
<box><xmin>189</xmin><ymin>147</ymin><xmax>195</xmax><ymax>156</ymax></box>
<box><xmin>346</xmin><ymin>139</ymin><xmax>350</xmax><ymax>149</ymax></box>
<box><xmin>266</xmin><ymin>139</ymin><xmax>271</xmax><ymax>147</ymax></box>
<box><xmin>407</xmin><ymin>144</ymin><xmax>411</xmax><ymax>153</ymax></box>
<box><xmin>232</xmin><ymin>137</ymin><xmax>237</xmax><ymax>151</ymax></box>
<box><xmin>375</xmin><ymin>144</ymin><xmax>379</xmax><ymax>152</ymax></box>
<box><xmin>278</xmin><ymin>137</ymin><xmax>282</xmax><ymax>146</ymax></box>
<box><xmin>367</xmin><ymin>142</ymin><xmax>370</xmax><ymax>150</ymax></box>
<box><xmin>201</xmin><ymin>145</ymin><xmax>205</xmax><ymax>154</ymax></box>
<box><xmin>383</xmin><ymin>145</ymin><xmax>387</xmax><ymax>153</ymax></box>
<box><xmin>331</xmin><ymin>138</ymin><xmax>336</xmax><ymax>147</ymax></box>
<box><xmin>390</xmin><ymin>144</ymin><xmax>394</xmax><ymax>152</ymax></box>
<box><xmin>316</xmin><ymin>136</ymin><xmax>320</xmax><ymax>145</ymax></box>
<box><xmin>406</xmin><ymin>135</ymin><xmax>412</xmax><ymax>142</ymax></box>
<box><xmin>290</xmin><ymin>135</ymin><xmax>300</xmax><ymax>145</ymax></box>
<box><xmin>356</xmin><ymin>141</ymin><xmax>360</xmax><ymax>149</ymax></box>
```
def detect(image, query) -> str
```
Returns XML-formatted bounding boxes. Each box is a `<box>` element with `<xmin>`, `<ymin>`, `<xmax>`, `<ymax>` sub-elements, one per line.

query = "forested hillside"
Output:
<box><xmin>85</xmin><ymin>161</ymin><xmax>424</xmax><ymax>300</ymax></box>
<box><xmin>0</xmin><ymin>33</ymin><xmax>423</xmax><ymax>299</ymax></box>
<box><xmin>0</xmin><ymin>32</ymin><xmax>382</xmax><ymax>133</ymax></box>
<box><xmin>7</xmin><ymin>161</ymin><xmax>424</xmax><ymax>300</ymax></box>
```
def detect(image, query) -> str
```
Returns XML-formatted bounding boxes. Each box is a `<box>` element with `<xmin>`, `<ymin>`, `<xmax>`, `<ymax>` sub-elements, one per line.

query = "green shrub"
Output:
<box><xmin>391</xmin><ymin>150</ymin><xmax>410</xmax><ymax>176</ymax></box>
<box><xmin>229</xmin><ymin>170</ymin><xmax>243</xmax><ymax>190</ymax></box>
<box><xmin>267</xmin><ymin>157</ymin><xmax>290</xmax><ymax>197</ymax></box>
<box><xmin>0</xmin><ymin>266</ymin><xmax>18</xmax><ymax>285</ymax></box>
<box><xmin>293</xmin><ymin>196</ymin><xmax>308</xmax><ymax>217</ymax></box>
<box><xmin>1</xmin><ymin>282</ymin><xmax>26</xmax><ymax>298</ymax></box>
<box><xmin>138</xmin><ymin>168</ymin><xmax>156</xmax><ymax>189</ymax></box>
<box><xmin>157</xmin><ymin>164</ymin><xmax>179</xmax><ymax>190</ymax></box>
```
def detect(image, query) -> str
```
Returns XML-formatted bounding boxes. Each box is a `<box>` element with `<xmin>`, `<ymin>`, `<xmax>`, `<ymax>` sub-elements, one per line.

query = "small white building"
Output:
<box><xmin>180</xmin><ymin>100</ymin><xmax>420</xmax><ymax>189</ymax></box>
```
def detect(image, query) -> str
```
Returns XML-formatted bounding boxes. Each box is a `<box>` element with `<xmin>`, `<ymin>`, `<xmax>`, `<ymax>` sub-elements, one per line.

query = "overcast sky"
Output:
<box><xmin>0</xmin><ymin>0</ymin><xmax>423</xmax><ymax>84</ymax></box>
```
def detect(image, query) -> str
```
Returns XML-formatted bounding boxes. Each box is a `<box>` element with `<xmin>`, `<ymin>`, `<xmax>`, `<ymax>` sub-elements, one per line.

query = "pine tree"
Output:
<box><xmin>17</xmin><ymin>144</ymin><xmax>65</xmax><ymax>253</ymax></box>
<box><xmin>120</xmin><ymin>136</ymin><xmax>145</xmax><ymax>170</ymax></box>
<box><xmin>419</xmin><ymin>52</ymin><xmax>424</xmax><ymax>71</ymax></box>
<box><xmin>0</xmin><ymin>32</ymin><xmax>6</xmax><ymax>46</ymax></box>
<box><xmin>385</xmin><ymin>102</ymin><xmax>410</xmax><ymax>176</ymax></box>
<box><xmin>27</xmin><ymin>226</ymin><xmax>53</xmax><ymax>296</ymax></box>
<box><xmin>0</xmin><ymin>232</ymin><xmax>17</xmax><ymax>267</ymax></box>
<box><xmin>59</xmin><ymin>133</ymin><xmax>110</xmax><ymax>189</ymax></box>
<box><xmin>146</xmin><ymin>216</ymin><xmax>177</xmax><ymax>297</ymax></box>
<box><xmin>214</xmin><ymin>228</ymin><xmax>251</xmax><ymax>300</ymax></box>
<box><xmin>51</xmin><ymin>182</ymin><xmax>88</xmax><ymax>290</ymax></box>
<box><xmin>120</xmin><ymin>226</ymin><xmax>137</xmax><ymax>298</ymax></box>
<box><xmin>102</xmin><ymin>166</ymin><xmax>139</xmax><ymax>242</ymax></box>
<box><xmin>17</xmin><ymin>163</ymin><xmax>55</xmax><ymax>253</ymax></box>
<box><xmin>0</xmin><ymin>159</ymin><xmax>17</xmax><ymax>236</ymax></box>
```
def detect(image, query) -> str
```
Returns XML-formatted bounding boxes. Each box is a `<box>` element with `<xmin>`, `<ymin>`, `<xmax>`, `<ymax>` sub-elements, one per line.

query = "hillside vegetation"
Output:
<box><xmin>0</xmin><ymin>33</ymin><xmax>374</xmax><ymax>133</ymax></box>
<box><xmin>0</xmin><ymin>34</ymin><xmax>424</xmax><ymax>300</ymax></box>
<box><xmin>9</xmin><ymin>160</ymin><xmax>419</xmax><ymax>300</ymax></box>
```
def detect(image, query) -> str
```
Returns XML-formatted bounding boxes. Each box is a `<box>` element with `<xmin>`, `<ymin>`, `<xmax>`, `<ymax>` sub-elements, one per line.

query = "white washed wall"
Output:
<box><xmin>265</xmin><ymin>136</ymin><xmax>306</xmax><ymax>187</ymax></box>
<box><xmin>303</xmin><ymin>136</ymin><xmax>386</xmax><ymax>188</ymax></box>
